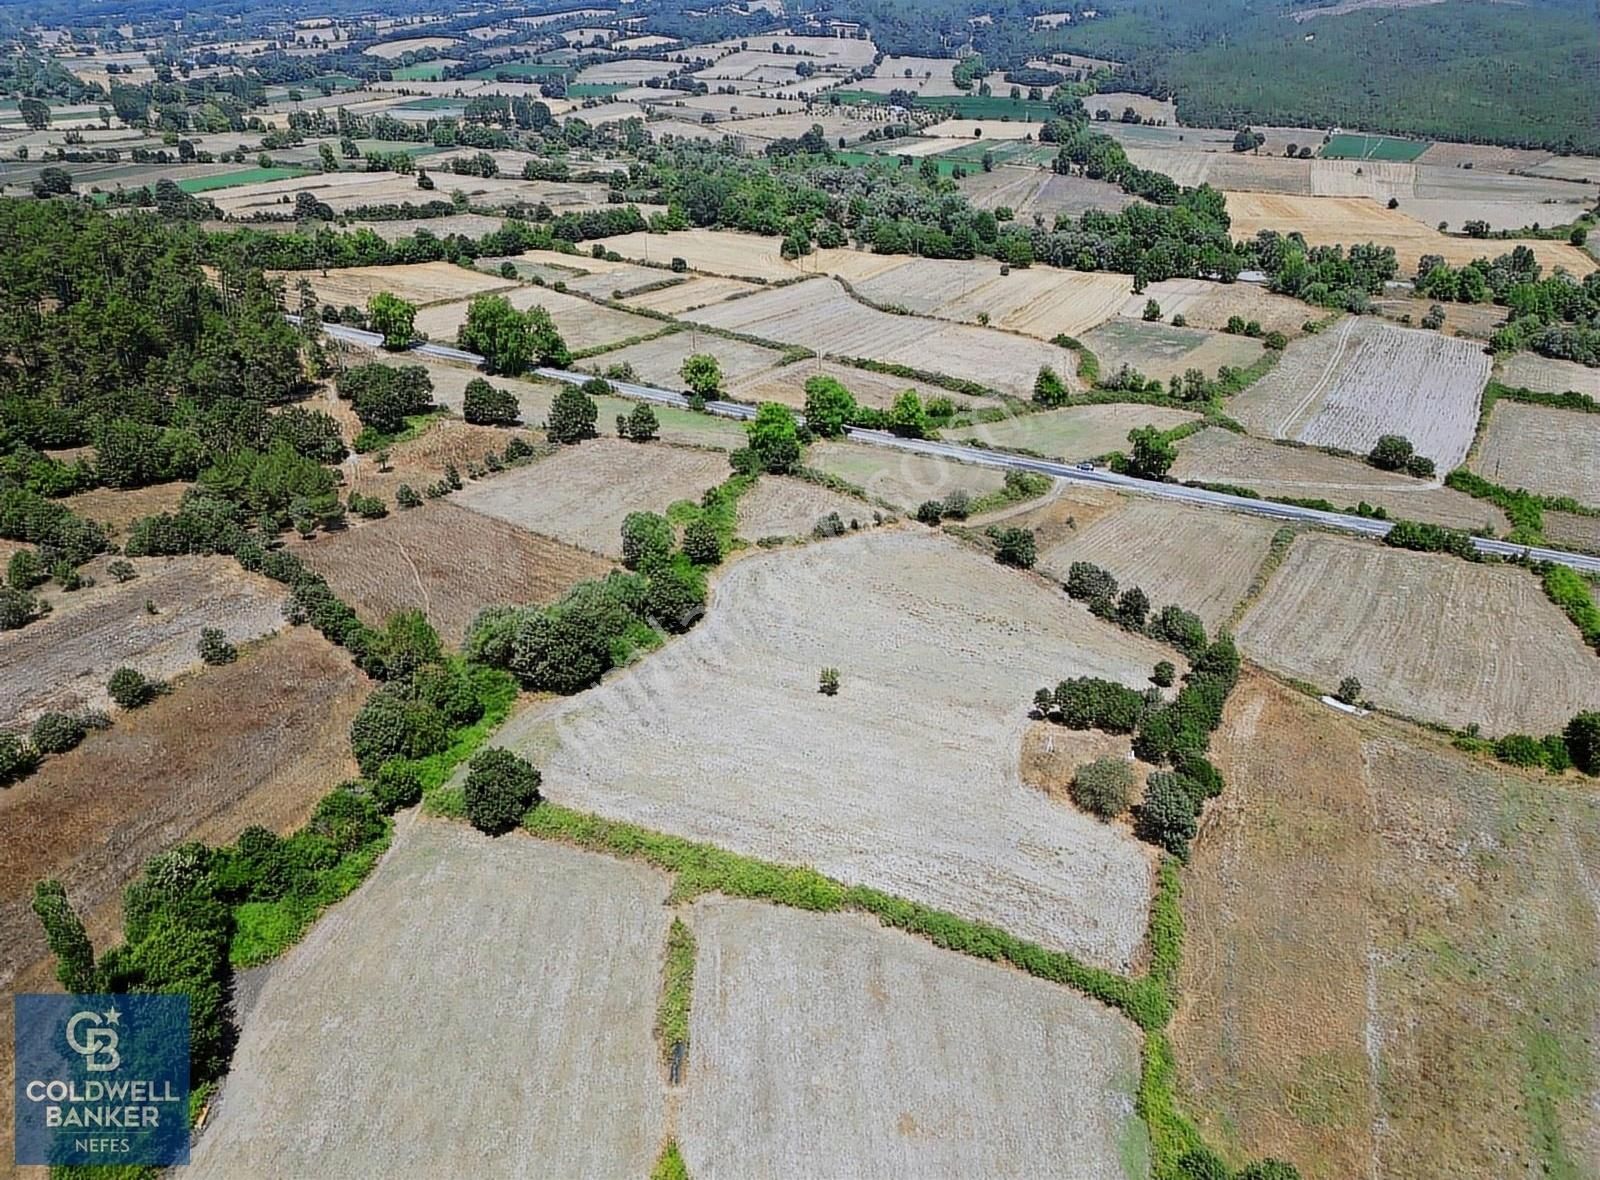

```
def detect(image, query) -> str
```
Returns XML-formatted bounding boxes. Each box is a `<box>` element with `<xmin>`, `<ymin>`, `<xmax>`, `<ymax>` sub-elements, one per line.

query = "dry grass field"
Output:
<box><xmin>680</xmin><ymin>899</ymin><xmax>1147</xmax><ymax>1180</ymax></box>
<box><xmin>294</xmin><ymin>501</ymin><xmax>613</xmax><ymax>644</ymax></box>
<box><xmin>453</xmin><ymin>438</ymin><xmax>730</xmax><ymax>557</ymax></box>
<box><xmin>590</xmin><ymin>229</ymin><xmax>796</xmax><ymax>280</ymax></box>
<box><xmin>1471</xmin><ymin>402</ymin><xmax>1600</xmax><ymax>505</ymax></box>
<box><xmin>620</xmin><ymin>275</ymin><xmax>759</xmax><ymax>314</ymax></box>
<box><xmin>584</xmin><ymin>330</ymin><xmax>787</xmax><ymax>391</ymax></box>
<box><xmin>806</xmin><ymin>440</ymin><xmax>1007</xmax><ymax>509</ymax></box>
<box><xmin>854</xmin><ymin>258</ymin><xmax>1134</xmax><ymax>342</ymax></box>
<box><xmin>1237</xmin><ymin>533</ymin><xmax>1599</xmax><ymax>733</ymax></box>
<box><xmin>1086</xmin><ymin>92</ymin><xmax>1176</xmax><ymax>123</ymax></box>
<box><xmin>62</xmin><ymin>480</ymin><xmax>190</xmax><ymax>534</ymax></box>
<box><xmin>1031</xmin><ymin>498</ymin><xmax>1280</xmax><ymax>630</ymax></box>
<box><xmin>1371</xmin><ymin>295</ymin><xmax>1507</xmax><ymax>339</ymax></box>
<box><xmin>729</xmin><ymin>358</ymin><xmax>999</xmax><ymax>411</ymax></box>
<box><xmin>414</xmin><ymin>284</ymin><xmax>662</xmax><ymax>353</ymax></box>
<box><xmin>0</xmin><ymin>556</ymin><xmax>287</xmax><ymax>730</ymax></box>
<box><xmin>363</xmin><ymin>35</ymin><xmax>458</xmax><ymax>57</ymax></box>
<box><xmin>735</xmin><ymin>475</ymin><xmax>869</xmax><ymax>539</ymax></box>
<box><xmin>489</xmin><ymin>530</ymin><xmax>1165</xmax><ymax>968</ymax></box>
<box><xmin>1228</xmin><ymin>317</ymin><xmax>1490</xmax><ymax>469</ymax></box>
<box><xmin>922</xmin><ymin>118</ymin><xmax>1045</xmax><ymax>141</ymax></box>
<box><xmin>1172</xmin><ymin>429</ymin><xmax>1508</xmax><ymax>532</ymax></box>
<box><xmin>1499</xmin><ymin>354</ymin><xmax>1600</xmax><ymax>397</ymax></box>
<box><xmin>349</xmin><ymin>213</ymin><xmax>506</xmax><ymax>242</ymax></box>
<box><xmin>853</xmin><ymin>54</ymin><xmax>962</xmax><ymax>96</ymax></box>
<box><xmin>1081</xmin><ymin>319</ymin><xmax>1266</xmax><ymax>384</ymax></box>
<box><xmin>948</xmin><ymin>403</ymin><xmax>1201</xmax><ymax>461</ymax></box>
<box><xmin>187</xmin><ymin>818</ymin><xmax>670</xmax><ymax>1179</ymax></box>
<box><xmin>1546</xmin><ymin>511</ymin><xmax>1600</xmax><ymax>554</ymax></box>
<box><xmin>683</xmin><ymin>278</ymin><xmax>1075</xmax><ymax>399</ymax></box>
<box><xmin>1222</xmin><ymin>192</ymin><xmax>1597</xmax><ymax>275</ymax></box>
<box><xmin>1175</xmin><ymin>672</ymin><xmax>1600</xmax><ymax>1180</ymax></box>
<box><xmin>281</xmin><ymin>260</ymin><xmax>516</xmax><ymax>308</ymax></box>
<box><xmin>958</xmin><ymin>166</ymin><xmax>1134</xmax><ymax>218</ymax></box>
<box><xmin>1135</xmin><ymin>278</ymin><xmax>1310</xmax><ymax>335</ymax></box>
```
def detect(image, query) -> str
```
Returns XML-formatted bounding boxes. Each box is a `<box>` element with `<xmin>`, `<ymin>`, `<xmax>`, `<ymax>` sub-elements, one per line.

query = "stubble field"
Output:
<box><xmin>487</xmin><ymin>529</ymin><xmax>1165</xmax><ymax>969</ymax></box>
<box><xmin>1471</xmin><ymin>402</ymin><xmax>1600</xmax><ymax>505</ymax></box>
<box><xmin>680</xmin><ymin>898</ymin><xmax>1147</xmax><ymax>1180</ymax></box>
<box><xmin>619</xmin><ymin>275</ymin><xmax>760</xmax><ymax>314</ymax></box>
<box><xmin>958</xmin><ymin>166</ymin><xmax>1134</xmax><ymax>218</ymax></box>
<box><xmin>1499</xmin><ymin>354</ymin><xmax>1600</xmax><ymax>398</ymax></box>
<box><xmin>281</xmin><ymin>260</ymin><xmax>516</xmax><ymax>308</ymax></box>
<box><xmin>1228</xmin><ymin>317</ymin><xmax>1489</xmax><ymax>469</ymax></box>
<box><xmin>734</xmin><ymin>475</ymin><xmax>869</xmax><ymax>540</ymax></box>
<box><xmin>1236</xmin><ymin>533</ymin><xmax>1599</xmax><ymax>733</ymax></box>
<box><xmin>1135</xmin><ymin>278</ymin><xmax>1310</xmax><ymax>335</ymax></box>
<box><xmin>591</xmin><ymin>229</ymin><xmax>797</xmax><ymax>280</ymax></box>
<box><xmin>806</xmin><ymin>440</ymin><xmax>1007</xmax><ymax>510</ymax></box>
<box><xmin>584</xmin><ymin>330</ymin><xmax>788</xmax><ymax>391</ymax></box>
<box><xmin>452</xmin><ymin>438</ymin><xmax>730</xmax><ymax>557</ymax></box>
<box><xmin>187</xmin><ymin>818</ymin><xmax>670</xmax><ymax>1179</ymax></box>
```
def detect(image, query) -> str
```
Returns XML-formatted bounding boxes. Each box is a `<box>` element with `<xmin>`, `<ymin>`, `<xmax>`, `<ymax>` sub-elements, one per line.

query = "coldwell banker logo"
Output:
<box><xmin>14</xmin><ymin>994</ymin><xmax>190</xmax><ymax>1166</ymax></box>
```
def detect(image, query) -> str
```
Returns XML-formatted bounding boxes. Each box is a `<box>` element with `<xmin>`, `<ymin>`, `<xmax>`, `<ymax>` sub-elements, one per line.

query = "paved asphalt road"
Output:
<box><xmin>312</xmin><ymin>320</ymin><xmax>1600</xmax><ymax>575</ymax></box>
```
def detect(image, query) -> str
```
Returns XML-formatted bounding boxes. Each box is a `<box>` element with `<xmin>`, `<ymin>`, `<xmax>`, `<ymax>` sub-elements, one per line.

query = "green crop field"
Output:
<box><xmin>389</xmin><ymin>62</ymin><xmax>451</xmax><ymax>81</ymax></box>
<box><xmin>466</xmin><ymin>60</ymin><xmax>567</xmax><ymax>80</ymax></box>
<box><xmin>568</xmin><ymin>82</ymin><xmax>630</xmax><ymax>98</ymax></box>
<box><xmin>176</xmin><ymin>167</ymin><xmax>313</xmax><ymax>193</ymax></box>
<box><xmin>1319</xmin><ymin>133</ymin><xmax>1430</xmax><ymax>162</ymax></box>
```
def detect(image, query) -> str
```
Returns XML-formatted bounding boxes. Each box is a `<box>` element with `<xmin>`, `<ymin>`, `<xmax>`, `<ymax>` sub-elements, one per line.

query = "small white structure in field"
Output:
<box><xmin>1321</xmin><ymin>695</ymin><xmax>1369</xmax><ymax>717</ymax></box>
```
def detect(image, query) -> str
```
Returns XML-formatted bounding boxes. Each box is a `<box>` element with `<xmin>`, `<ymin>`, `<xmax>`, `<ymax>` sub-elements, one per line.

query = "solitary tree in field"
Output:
<box><xmin>18</xmin><ymin>98</ymin><xmax>50</xmax><ymax>131</ymax></box>
<box><xmin>746</xmin><ymin>402</ymin><xmax>802</xmax><ymax>473</ymax></box>
<box><xmin>1123</xmin><ymin>426</ymin><xmax>1176</xmax><ymax>480</ymax></box>
<box><xmin>1070</xmin><ymin>758</ymin><xmax>1133</xmax><ymax>819</ymax></box>
<box><xmin>618</xmin><ymin>402</ymin><xmax>659</xmax><ymax>442</ymax></box>
<box><xmin>367</xmin><ymin>291</ymin><xmax>417</xmax><ymax>351</ymax></box>
<box><xmin>802</xmin><ymin>375</ymin><xmax>857</xmax><ymax>437</ymax></box>
<box><xmin>1033</xmin><ymin>365</ymin><xmax>1069</xmax><ymax>407</ymax></box>
<box><xmin>464</xmin><ymin>748</ymin><xmax>542</xmax><ymax>835</ymax></box>
<box><xmin>680</xmin><ymin>353</ymin><xmax>723</xmax><ymax>407</ymax></box>
<box><xmin>547</xmin><ymin>384</ymin><xmax>599</xmax><ymax>444</ymax></box>
<box><xmin>1335</xmin><ymin>676</ymin><xmax>1363</xmax><ymax>706</ymax></box>
<box><xmin>463</xmin><ymin>378</ymin><xmax>520</xmax><ymax>426</ymax></box>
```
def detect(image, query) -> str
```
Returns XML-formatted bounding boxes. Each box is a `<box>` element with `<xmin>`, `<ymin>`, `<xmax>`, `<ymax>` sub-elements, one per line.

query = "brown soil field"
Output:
<box><xmin>1228</xmin><ymin>317</ymin><xmax>1489</xmax><ymax>469</ymax></box>
<box><xmin>680</xmin><ymin>898</ymin><xmax>1147</xmax><ymax>1180</ymax></box>
<box><xmin>1471</xmin><ymin>402</ymin><xmax>1600</xmax><ymax>506</ymax></box>
<box><xmin>730</xmin><ymin>358</ymin><xmax>1000</xmax><ymax>411</ymax></box>
<box><xmin>453</xmin><ymin>438</ymin><xmax>730</xmax><ymax>557</ymax></box>
<box><xmin>0</xmin><ymin>628</ymin><xmax>367</xmax><ymax>1162</ymax></box>
<box><xmin>1032</xmin><ymin>497</ymin><xmax>1280</xmax><ymax>630</ymax></box>
<box><xmin>949</xmin><ymin>403</ymin><xmax>1201</xmax><ymax>462</ymax></box>
<box><xmin>1175</xmin><ymin>671</ymin><xmax>1600</xmax><ymax>1179</ymax></box>
<box><xmin>281</xmin><ymin>260</ymin><xmax>516</xmax><ymax>308</ymax></box>
<box><xmin>294</xmin><ymin>500</ymin><xmax>612</xmax><ymax>644</ymax></box>
<box><xmin>1172</xmin><ymin>429</ymin><xmax>1508</xmax><ymax>532</ymax></box>
<box><xmin>683</xmin><ymin>278</ymin><xmax>1075</xmax><ymax>400</ymax></box>
<box><xmin>187</xmin><ymin>818</ymin><xmax>670</xmax><ymax>1179</ymax></box>
<box><xmin>0</xmin><ymin>555</ymin><xmax>288</xmax><ymax>730</ymax></box>
<box><xmin>806</xmin><ymin>440</ymin><xmax>1007</xmax><ymax>510</ymax></box>
<box><xmin>958</xmin><ymin>166</ymin><xmax>1134</xmax><ymax>218</ymax></box>
<box><xmin>414</xmin><ymin>284</ymin><xmax>661</xmax><ymax>353</ymax></box>
<box><xmin>61</xmin><ymin>480</ymin><xmax>191</xmax><ymax>534</ymax></box>
<box><xmin>734</xmin><ymin>474</ymin><xmax>870</xmax><ymax>540</ymax></box>
<box><xmin>1499</xmin><ymin>354</ymin><xmax>1600</xmax><ymax>397</ymax></box>
<box><xmin>1081</xmin><ymin>319</ymin><xmax>1267</xmax><ymax>384</ymax></box>
<box><xmin>619</xmin><ymin>275</ymin><xmax>759</xmax><ymax>314</ymax></box>
<box><xmin>1222</xmin><ymin>192</ymin><xmax>1597</xmax><ymax>275</ymax></box>
<box><xmin>488</xmin><ymin>529</ymin><xmax>1165</xmax><ymax>968</ymax></box>
<box><xmin>1136</xmin><ymin>278</ymin><xmax>1310</xmax><ymax>335</ymax></box>
<box><xmin>1236</xmin><ymin>533</ymin><xmax>1599</xmax><ymax>733</ymax></box>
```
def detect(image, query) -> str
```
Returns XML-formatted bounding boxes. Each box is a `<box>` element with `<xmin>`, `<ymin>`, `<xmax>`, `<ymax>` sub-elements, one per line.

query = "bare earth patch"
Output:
<box><xmin>735</xmin><ymin>475</ymin><xmax>868</xmax><ymax>540</ymax></box>
<box><xmin>0</xmin><ymin>555</ymin><xmax>288</xmax><ymax>730</ymax></box>
<box><xmin>1472</xmin><ymin>401</ymin><xmax>1600</xmax><ymax>506</ymax></box>
<box><xmin>453</xmin><ymin>438</ymin><xmax>730</xmax><ymax>557</ymax></box>
<box><xmin>1236</xmin><ymin>533</ymin><xmax>1599</xmax><ymax>734</ymax></box>
<box><xmin>680</xmin><ymin>898</ymin><xmax>1148</xmax><ymax>1180</ymax></box>
<box><xmin>487</xmin><ymin>530</ymin><xmax>1163</xmax><ymax>969</ymax></box>
<box><xmin>186</xmin><ymin>818</ymin><xmax>669</xmax><ymax>1179</ymax></box>
<box><xmin>294</xmin><ymin>501</ymin><xmax>613</xmax><ymax>644</ymax></box>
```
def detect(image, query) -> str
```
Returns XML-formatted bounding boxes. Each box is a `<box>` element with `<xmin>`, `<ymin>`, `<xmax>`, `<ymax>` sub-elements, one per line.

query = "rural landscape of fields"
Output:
<box><xmin>1</xmin><ymin>0</ymin><xmax>1598</xmax><ymax>1177</ymax></box>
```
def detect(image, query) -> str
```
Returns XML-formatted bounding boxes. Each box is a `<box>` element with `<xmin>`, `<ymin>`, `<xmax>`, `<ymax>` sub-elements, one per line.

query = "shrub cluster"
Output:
<box><xmin>1383</xmin><ymin>518</ymin><xmax>1479</xmax><ymax>560</ymax></box>
<box><xmin>1065</xmin><ymin>562</ymin><xmax>1208</xmax><ymax>658</ymax></box>
<box><xmin>1070</xmin><ymin>757</ymin><xmax>1134</xmax><ymax>819</ymax></box>
<box><xmin>463</xmin><ymin>748</ymin><xmax>542</xmax><ymax>835</ymax></box>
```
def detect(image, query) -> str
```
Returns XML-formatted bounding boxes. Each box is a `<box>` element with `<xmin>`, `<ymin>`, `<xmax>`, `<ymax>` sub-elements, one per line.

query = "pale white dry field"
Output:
<box><xmin>347</xmin><ymin>213</ymin><xmax>506</xmax><ymax>242</ymax></box>
<box><xmin>1228</xmin><ymin>317</ymin><xmax>1489</xmax><ymax>469</ymax></box>
<box><xmin>735</xmin><ymin>474</ymin><xmax>869</xmax><ymax>539</ymax></box>
<box><xmin>489</xmin><ymin>530</ymin><xmax>1164</xmax><ymax>968</ymax></box>
<box><xmin>186</xmin><ymin>818</ymin><xmax>669</xmax><ymax>1180</ymax></box>
<box><xmin>576</xmin><ymin>57</ymin><xmax>678</xmax><ymax>84</ymax></box>
<box><xmin>807</xmin><ymin>439</ymin><xmax>1007</xmax><ymax>508</ymax></box>
<box><xmin>0</xmin><ymin>556</ymin><xmax>287</xmax><ymax>729</ymax></box>
<box><xmin>730</xmin><ymin>358</ymin><xmax>1001</xmax><ymax>411</ymax></box>
<box><xmin>585</xmin><ymin>330</ymin><xmax>789</xmax><ymax>389</ymax></box>
<box><xmin>1499</xmin><ymin>354</ymin><xmax>1600</xmax><ymax>397</ymax></box>
<box><xmin>619</xmin><ymin>275</ymin><xmax>760</xmax><ymax>313</ymax></box>
<box><xmin>1472</xmin><ymin>402</ymin><xmax>1600</xmax><ymax>505</ymax></box>
<box><xmin>854</xmin><ymin>54</ymin><xmax>962</xmax><ymax>96</ymax></box>
<box><xmin>808</xmin><ymin>246</ymin><xmax>920</xmax><ymax>283</ymax></box>
<box><xmin>1131</xmin><ymin>278</ymin><xmax>1309</xmax><ymax>335</ymax></box>
<box><xmin>948</xmin><ymin>403</ymin><xmax>1200</xmax><ymax>462</ymax></box>
<box><xmin>1172</xmin><ymin>428</ymin><xmax>1508</xmax><ymax>532</ymax></box>
<box><xmin>855</xmin><ymin>258</ymin><xmax>1132</xmax><ymax>343</ymax></box>
<box><xmin>362</xmin><ymin>35</ymin><xmax>458</xmax><ymax>57</ymax></box>
<box><xmin>680</xmin><ymin>899</ymin><xmax>1147</xmax><ymax>1180</ymax></box>
<box><xmin>922</xmin><ymin>118</ymin><xmax>1046</xmax><ymax>140</ymax></box>
<box><xmin>683</xmin><ymin>278</ymin><xmax>1075</xmax><ymax>399</ymax></box>
<box><xmin>1237</xmin><ymin>533</ymin><xmax>1600</xmax><ymax>733</ymax></box>
<box><xmin>453</xmin><ymin>438</ymin><xmax>730</xmax><ymax>556</ymax></box>
<box><xmin>591</xmin><ymin>229</ymin><xmax>795</xmax><ymax>280</ymax></box>
<box><xmin>415</xmin><ymin>284</ymin><xmax>662</xmax><ymax>352</ymax></box>
<box><xmin>281</xmin><ymin>260</ymin><xmax>515</xmax><ymax>308</ymax></box>
<box><xmin>959</xmin><ymin>166</ymin><xmax>1135</xmax><ymax>219</ymax></box>
<box><xmin>1033</xmin><ymin>498</ymin><xmax>1279</xmax><ymax>630</ymax></box>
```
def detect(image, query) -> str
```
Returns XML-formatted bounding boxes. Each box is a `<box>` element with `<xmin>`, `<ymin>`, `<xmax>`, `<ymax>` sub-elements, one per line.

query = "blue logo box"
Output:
<box><xmin>14</xmin><ymin>994</ymin><xmax>190</xmax><ymax>1167</ymax></box>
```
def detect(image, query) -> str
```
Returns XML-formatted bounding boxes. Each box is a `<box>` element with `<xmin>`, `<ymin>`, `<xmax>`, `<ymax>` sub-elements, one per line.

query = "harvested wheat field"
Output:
<box><xmin>729</xmin><ymin>358</ymin><xmax>999</xmax><ymax>411</ymax></box>
<box><xmin>1132</xmin><ymin>278</ymin><xmax>1310</xmax><ymax>335</ymax></box>
<box><xmin>1371</xmin><ymin>295</ymin><xmax>1507</xmax><ymax>339</ymax></box>
<box><xmin>584</xmin><ymin>330</ymin><xmax>787</xmax><ymax>390</ymax></box>
<box><xmin>1222</xmin><ymin>192</ymin><xmax>1597</xmax><ymax>275</ymax></box>
<box><xmin>1081</xmin><ymin>319</ymin><xmax>1266</xmax><ymax>384</ymax></box>
<box><xmin>1546</xmin><ymin>511</ymin><xmax>1600</xmax><ymax>554</ymax></box>
<box><xmin>453</xmin><ymin>438</ymin><xmax>729</xmax><ymax>557</ymax></box>
<box><xmin>0</xmin><ymin>555</ymin><xmax>287</xmax><ymax>730</ymax></box>
<box><xmin>1172</xmin><ymin>429</ymin><xmax>1507</xmax><ymax>532</ymax></box>
<box><xmin>959</xmin><ymin>166</ymin><xmax>1133</xmax><ymax>218</ymax></box>
<box><xmin>294</xmin><ymin>501</ymin><xmax>613</xmax><ymax>644</ymax></box>
<box><xmin>807</xmin><ymin>440</ymin><xmax>1006</xmax><ymax>510</ymax></box>
<box><xmin>1228</xmin><ymin>317</ymin><xmax>1489</xmax><ymax>469</ymax></box>
<box><xmin>187</xmin><ymin>818</ymin><xmax>669</xmax><ymax>1179</ymax></box>
<box><xmin>734</xmin><ymin>475</ymin><xmax>869</xmax><ymax>540</ymax></box>
<box><xmin>948</xmin><ymin>403</ymin><xmax>1201</xmax><ymax>461</ymax></box>
<box><xmin>620</xmin><ymin>275</ymin><xmax>759</xmax><ymax>314</ymax></box>
<box><xmin>590</xmin><ymin>229</ymin><xmax>795</xmax><ymax>280</ymax></box>
<box><xmin>279</xmin><ymin>260</ymin><xmax>516</xmax><ymax>308</ymax></box>
<box><xmin>350</xmin><ymin>213</ymin><xmax>506</xmax><ymax>242</ymax></box>
<box><xmin>1175</xmin><ymin>671</ymin><xmax>1600</xmax><ymax>1180</ymax></box>
<box><xmin>1033</xmin><ymin>498</ymin><xmax>1280</xmax><ymax>630</ymax></box>
<box><xmin>854</xmin><ymin>258</ymin><xmax>1134</xmax><ymax>342</ymax></box>
<box><xmin>1472</xmin><ymin>401</ymin><xmax>1600</xmax><ymax>505</ymax></box>
<box><xmin>1237</xmin><ymin>533</ymin><xmax>1599</xmax><ymax>733</ymax></box>
<box><xmin>1499</xmin><ymin>353</ymin><xmax>1600</xmax><ymax>397</ymax></box>
<box><xmin>684</xmin><ymin>278</ymin><xmax>1075</xmax><ymax>399</ymax></box>
<box><xmin>679</xmin><ymin>898</ymin><xmax>1147</xmax><ymax>1180</ymax></box>
<box><xmin>414</xmin><ymin>284</ymin><xmax>661</xmax><ymax>353</ymax></box>
<box><xmin>487</xmin><ymin>530</ymin><xmax>1165</xmax><ymax>969</ymax></box>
